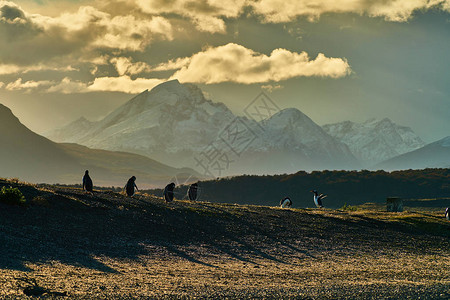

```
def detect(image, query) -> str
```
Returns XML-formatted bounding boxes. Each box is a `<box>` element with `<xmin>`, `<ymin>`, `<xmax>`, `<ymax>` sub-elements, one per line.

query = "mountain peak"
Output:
<box><xmin>270</xmin><ymin>108</ymin><xmax>308</xmax><ymax>121</ymax></box>
<box><xmin>150</xmin><ymin>79</ymin><xmax>183</xmax><ymax>93</ymax></box>
<box><xmin>323</xmin><ymin>117</ymin><xmax>425</xmax><ymax>166</ymax></box>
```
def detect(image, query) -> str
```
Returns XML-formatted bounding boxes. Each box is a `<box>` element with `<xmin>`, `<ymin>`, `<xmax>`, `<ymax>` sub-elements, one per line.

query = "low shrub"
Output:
<box><xmin>340</xmin><ymin>203</ymin><xmax>357</xmax><ymax>211</ymax></box>
<box><xmin>0</xmin><ymin>186</ymin><xmax>26</xmax><ymax>205</ymax></box>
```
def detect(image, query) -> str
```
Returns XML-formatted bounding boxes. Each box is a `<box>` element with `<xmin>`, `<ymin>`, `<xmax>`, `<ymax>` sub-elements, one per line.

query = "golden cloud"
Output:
<box><xmin>250</xmin><ymin>0</ymin><xmax>450</xmax><ymax>23</ymax></box>
<box><xmin>170</xmin><ymin>43</ymin><xmax>351</xmax><ymax>84</ymax></box>
<box><xmin>5</xmin><ymin>78</ymin><xmax>53</xmax><ymax>91</ymax></box>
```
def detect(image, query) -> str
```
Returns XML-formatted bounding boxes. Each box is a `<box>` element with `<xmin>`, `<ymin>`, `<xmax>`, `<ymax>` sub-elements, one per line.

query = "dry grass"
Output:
<box><xmin>0</xmin><ymin>179</ymin><xmax>449</xmax><ymax>299</ymax></box>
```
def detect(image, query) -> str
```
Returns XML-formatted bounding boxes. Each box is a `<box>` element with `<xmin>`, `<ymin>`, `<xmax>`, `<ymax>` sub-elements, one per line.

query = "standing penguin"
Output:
<box><xmin>446</xmin><ymin>208</ymin><xmax>449</xmax><ymax>221</ymax></box>
<box><xmin>187</xmin><ymin>183</ymin><xmax>198</xmax><ymax>201</ymax></box>
<box><xmin>280</xmin><ymin>197</ymin><xmax>292</xmax><ymax>208</ymax></box>
<box><xmin>82</xmin><ymin>170</ymin><xmax>93</xmax><ymax>193</ymax></box>
<box><xmin>125</xmin><ymin>176</ymin><xmax>138</xmax><ymax>197</ymax></box>
<box><xmin>164</xmin><ymin>182</ymin><xmax>175</xmax><ymax>202</ymax></box>
<box><xmin>311</xmin><ymin>190</ymin><xmax>327</xmax><ymax>208</ymax></box>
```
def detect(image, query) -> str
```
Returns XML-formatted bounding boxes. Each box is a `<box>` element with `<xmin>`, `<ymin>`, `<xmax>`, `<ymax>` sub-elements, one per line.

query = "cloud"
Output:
<box><xmin>46</xmin><ymin>77</ymin><xmax>88</xmax><ymax>94</ymax></box>
<box><xmin>30</xmin><ymin>6</ymin><xmax>174</xmax><ymax>51</ymax></box>
<box><xmin>0</xmin><ymin>63</ymin><xmax>75</xmax><ymax>75</ymax></box>
<box><xmin>33</xmin><ymin>75</ymin><xmax>165</xmax><ymax>94</ymax></box>
<box><xmin>151</xmin><ymin>57</ymin><xmax>191</xmax><ymax>72</ymax></box>
<box><xmin>126</xmin><ymin>0</ymin><xmax>450</xmax><ymax>28</ymax></box>
<box><xmin>128</xmin><ymin>0</ymin><xmax>246</xmax><ymax>33</ymax></box>
<box><xmin>191</xmin><ymin>15</ymin><xmax>226</xmax><ymax>33</ymax></box>
<box><xmin>0</xmin><ymin>1</ymin><xmax>174</xmax><ymax>66</ymax></box>
<box><xmin>250</xmin><ymin>0</ymin><xmax>450</xmax><ymax>23</ymax></box>
<box><xmin>87</xmin><ymin>75</ymin><xmax>164</xmax><ymax>93</ymax></box>
<box><xmin>5</xmin><ymin>78</ymin><xmax>53</xmax><ymax>91</ymax></box>
<box><xmin>46</xmin><ymin>76</ymin><xmax>164</xmax><ymax>94</ymax></box>
<box><xmin>170</xmin><ymin>43</ymin><xmax>351</xmax><ymax>84</ymax></box>
<box><xmin>110</xmin><ymin>57</ymin><xmax>151</xmax><ymax>76</ymax></box>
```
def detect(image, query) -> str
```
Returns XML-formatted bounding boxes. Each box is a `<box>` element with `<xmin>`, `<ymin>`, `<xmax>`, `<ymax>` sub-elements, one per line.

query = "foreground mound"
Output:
<box><xmin>0</xmin><ymin>179</ymin><xmax>449</xmax><ymax>299</ymax></box>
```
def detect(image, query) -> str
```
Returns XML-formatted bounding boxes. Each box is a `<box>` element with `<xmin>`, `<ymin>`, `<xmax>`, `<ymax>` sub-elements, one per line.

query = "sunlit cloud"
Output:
<box><xmin>30</xmin><ymin>6</ymin><xmax>174</xmax><ymax>51</ymax></box>
<box><xmin>38</xmin><ymin>76</ymin><xmax>164</xmax><ymax>94</ymax></box>
<box><xmin>110</xmin><ymin>57</ymin><xmax>152</xmax><ymax>76</ymax></box>
<box><xmin>1</xmin><ymin>0</ymin><xmax>448</xmax><ymax>97</ymax></box>
<box><xmin>151</xmin><ymin>57</ymin><xmax>192</xmax><ymax>72</ymax></box>
<box><xmin>5</xmin><ymin>78</ymin><xmax>53</xmax><ymax>91</ymax></box>
<box><xmin>0</xmin><ymin>63</ymin><xmax>76</xmax><ymax>75</ymax></box>
<box><xmin>250</xmin><ymin>0</ymin><xmax>450</xmax><ymax>23</ymax></box>
<box><xmin>129</xmin><ymin>0</ymin><xmax>246</xmax><ymax>33</ymax></box>
<box><xmin>170</xmin><ymin>43</ymin><xmax>351</xmax><ymax>84</ymax></box>
<box><xmin>46</xmin><ymin>77</ymin><xmax>88</xmax><ymax>94</ymax></box>
<box><xmin>0</xmin><ymin>1</ymin><xmax>174</xmax><ymax>66</ymax></box>
<box><xmin>87</xmin><ymin>75</ymin><xmax>164</xmax><ymax>93</ymax></box>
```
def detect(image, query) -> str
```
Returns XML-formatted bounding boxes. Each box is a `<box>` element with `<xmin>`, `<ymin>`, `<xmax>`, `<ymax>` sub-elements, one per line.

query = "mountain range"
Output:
<box><xmin>0</xmin><ymin>104</ymin><xmax>198</xmax><ymax>187</ymax></box>
<box><xmin>45</xmin><ymin>80</ymin><xmax>360</xmax><ymax>176</ymax></box>
<box><xmin>323</xmin><ymin>118</ymin><xmax>426</xmax><ymax>166</ymax></box>
<box><xmin>45</xmin><ymin>80</ymin><xmax>447</xmax><ymax>175</ymax></box>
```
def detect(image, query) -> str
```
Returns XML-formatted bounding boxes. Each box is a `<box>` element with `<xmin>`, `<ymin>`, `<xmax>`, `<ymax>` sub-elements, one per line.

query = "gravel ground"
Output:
<box><xmin>0</xmin><ymin>179</ymin><xmax>449</xmax><ymax>299</ymax></box>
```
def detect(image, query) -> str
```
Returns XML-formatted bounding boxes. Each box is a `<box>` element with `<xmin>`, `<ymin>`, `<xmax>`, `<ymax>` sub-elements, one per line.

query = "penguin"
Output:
<box><xmin>187</xmin><ymin>183</ymin><xmax>198</xmax><ymax>201</ymax></box>
<box><xmin>311</xmin><ymin>190</ymin><xmax>327</xmax><ymax>208</ymax></box>
<box><xmin>280</xmin><ymin>197</ymin><xmax>292</xmax><ymax>208</ymax></box>
<box><xmin>446</xmin><ymin>208</ymin><xmax>449</xmax><ymax>221</ymax></box>
<box><xmin>164</xmin><ymin>182</ymin><xmax>175</xmax><ymax>202</ymax></box>
<box><xmin>125</xmin><ymin>176</ymin><xmax>138</xmax><ymax>197</ymax></box>
<box><xmin>82</xmin><ymin>170</ymin><xmax>93</xmax><ymax>193</ymax></box>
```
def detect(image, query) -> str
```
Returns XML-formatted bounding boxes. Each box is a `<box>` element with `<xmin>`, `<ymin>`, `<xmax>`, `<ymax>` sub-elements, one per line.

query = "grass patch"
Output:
<box><xmin>0</xmin><ymin>186</ymin><xmax>26</xmax><ymax>206</ymax></box>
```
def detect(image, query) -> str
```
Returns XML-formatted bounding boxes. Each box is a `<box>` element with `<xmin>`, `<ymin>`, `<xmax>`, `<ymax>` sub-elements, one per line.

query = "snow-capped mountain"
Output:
<box><xmin>375</xmin><ymin>136</ymin><xmax>450</xmax><ymax>170</ymax></box>
<box><xmin>45</xmin><ymin>80</ymin><xmax>359</xmax><ymax>176</ymax></box>
<box><xmin>46</xmin><ymin>116</ymin><xmax>94</xmax><ymax>143</ymax></box>
<box><xmin>323</xmin><ymin>118</ymin><xmax>425</xmax><ymax>167</ymax></box>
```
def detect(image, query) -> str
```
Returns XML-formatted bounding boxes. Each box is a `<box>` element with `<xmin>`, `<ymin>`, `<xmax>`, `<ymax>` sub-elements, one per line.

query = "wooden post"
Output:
<box><xmin>387</xmin><ymin>197</ymin><xmax>403</xmax><ymax>212</ymax></box>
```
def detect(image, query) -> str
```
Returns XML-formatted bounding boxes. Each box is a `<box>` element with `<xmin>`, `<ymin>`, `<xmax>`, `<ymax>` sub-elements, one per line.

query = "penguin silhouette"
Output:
<box><xmin>187</xmin><ymin>183</ymin><xmax>198</xmax><ymax>201</ymax></box>
<box><xmin>164</xmin><ymin>182</ymin><xmax>175</xmax><ymax>202</ymax></box>
<box><xmin>125</xmin><ymin>176</ymin><xmax>138</xmax><ymax>197</ymax></box>
<box><xmin>82</xmin><ymin>170</ymin><xmax>93</xmax><ymax>192</ymax></box>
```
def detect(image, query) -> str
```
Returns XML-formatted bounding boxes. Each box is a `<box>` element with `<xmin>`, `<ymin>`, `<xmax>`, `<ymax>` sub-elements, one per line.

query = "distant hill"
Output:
<box><xmin>0</xmin><ymin>104</ymin><xmax>79</xmax><ymax>183</ymax></box>
<box><xmin>146</xmin><ymin>169</ymin><xmax>450</xmax><ymax>208</ymax></box>
<box><xmin>323</xmin><ymin>118</ymin><xmax>425</xmax><ymax>166</ymax></box>
<box><xmin>0</xmin><ymin>104</ymin><xmax>199</xmax><ymax>187</ymax></box>
<box><xmin>375</xmin><ymin>136</ymin><xmax>450</xmax><ymax>170</ymax></box>
<box><xmin>45</xmin><ymin>80</ymin><xmax>360</xmax><ymax>175</ymax></box>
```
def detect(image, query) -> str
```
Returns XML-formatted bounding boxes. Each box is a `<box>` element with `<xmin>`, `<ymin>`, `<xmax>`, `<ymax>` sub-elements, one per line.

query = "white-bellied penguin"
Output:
<box><xmin>280</xmin><ymin>197</ymin><xmax>292</xmax><ymax>208</ymax></box>
<box><xmin>311</xmin><ymin>190</ymin><xmax>327</xmax><ymax>208</ymax></box>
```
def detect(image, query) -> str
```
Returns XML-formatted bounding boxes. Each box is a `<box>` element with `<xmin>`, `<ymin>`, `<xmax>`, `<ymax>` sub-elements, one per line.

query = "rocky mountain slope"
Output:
<box><xmin>323</xmin><ymin>118</ymin><xmax>425</xmax><ymax>166</ymax></box>
<box><xmin>0</xmin><ymin>104</ymin><xmax>198</xmax><ymax>187</ymax></box>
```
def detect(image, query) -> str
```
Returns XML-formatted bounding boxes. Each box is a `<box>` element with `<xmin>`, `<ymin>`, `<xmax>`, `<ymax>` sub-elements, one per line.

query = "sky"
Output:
<box><xmin>0</xmin><ymin>0</ymin><xmax>449</xmax><ymax>143</ymax></box>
